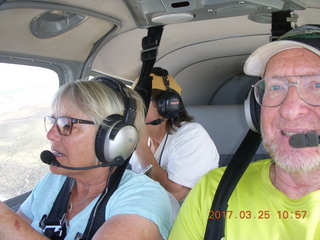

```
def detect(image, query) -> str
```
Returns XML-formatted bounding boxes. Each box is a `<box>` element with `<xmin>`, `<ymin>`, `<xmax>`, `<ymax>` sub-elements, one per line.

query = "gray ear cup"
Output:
<box><xmin>92</xmin><ymin>76</ymin><xmax>138</xmax><ymax>166</ymax></box>
<box><xmin>244</xmin><ymin>88</ymin><xmax>261</xmax><ymax>133</ymax></box>
<box><xmin>95</xmin><ymin>114</ymin><xmax>138</xmax><ymax>165</ymax></box>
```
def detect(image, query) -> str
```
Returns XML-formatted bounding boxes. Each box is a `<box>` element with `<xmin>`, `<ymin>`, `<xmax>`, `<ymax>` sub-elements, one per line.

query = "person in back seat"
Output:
<box><xmin>130</xmin><ymin>67</ymin><xmax>219</xmax><ymax>203</ymax></box>
<box><xmin>0</xmin><ymin>77</ymin><xmax>177</xmax><ymax>240</ymax></box>
<box><xmin>169</xmin><ymin>24</ymin><xmax>320</xmax><ymax>239</ymax></box>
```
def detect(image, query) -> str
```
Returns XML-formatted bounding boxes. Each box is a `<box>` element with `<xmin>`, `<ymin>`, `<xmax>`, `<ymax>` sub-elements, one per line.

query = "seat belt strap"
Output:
<box><xmin>204</xmin><ymin>12</ymin><xmax>293</xmax><ymax>238</ymax></box>
<box><xmin>39</xmin><ymin>177</ymin><xmax>74</xmax><ymax>240</ymax></box>
<box><xmin>204</xmin><ymin>129</ymin><xmax>261</xmax><ymax>240</ymax></box>
<box><xmin>38</xmin><ymin>163</ymin><xmax>127</xmax><ymax>240</ymax></box>
<box><xmin>80</xmin><ymin>159</ymin><xmax>130</xmax><ymax>240</ymax></box>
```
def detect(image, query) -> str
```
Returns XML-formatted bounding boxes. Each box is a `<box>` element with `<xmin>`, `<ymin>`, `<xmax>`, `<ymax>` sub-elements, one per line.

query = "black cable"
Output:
<box><xmin>84</xmin><ymin>166</ymin><xmax>115</xmax><ymax>240</ymax></box>
<box><xmin>158</xmin><ymin>133</ymin><xmax>169</xmax><ymax>166</ymax></box>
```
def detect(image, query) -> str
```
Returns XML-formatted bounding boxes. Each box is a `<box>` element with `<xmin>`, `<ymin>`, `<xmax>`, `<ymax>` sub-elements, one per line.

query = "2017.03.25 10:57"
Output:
<box><xmin>208</xmin><ymin>210</ymin><xmax>308</xmax><ymax>220</ymax></box>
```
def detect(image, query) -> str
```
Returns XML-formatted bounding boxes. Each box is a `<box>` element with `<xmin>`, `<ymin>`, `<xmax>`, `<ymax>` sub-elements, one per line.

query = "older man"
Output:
<box><xmin>169</xmin><ymin>24</ymin><xmax>320</xmax><ymax>240</ymax></box>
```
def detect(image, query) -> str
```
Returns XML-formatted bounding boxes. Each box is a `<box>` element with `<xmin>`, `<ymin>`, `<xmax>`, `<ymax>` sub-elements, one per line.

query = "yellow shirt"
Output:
<box><xmin>169</xmin><ymin>159</ymin><xmax>320</xmax><ymax>240</ymax></box>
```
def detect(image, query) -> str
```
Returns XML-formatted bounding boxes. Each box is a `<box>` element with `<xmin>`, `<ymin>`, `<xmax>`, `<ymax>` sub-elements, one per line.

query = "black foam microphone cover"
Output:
<box><xmin>289</xmin><ymin>132</ymin><xmax>319</xmax><ymax>148</ymax></box>
<box><xmin>40</xmin><ymin>150</ymin><xmax>58</xmax><ymax>165</ymax></box>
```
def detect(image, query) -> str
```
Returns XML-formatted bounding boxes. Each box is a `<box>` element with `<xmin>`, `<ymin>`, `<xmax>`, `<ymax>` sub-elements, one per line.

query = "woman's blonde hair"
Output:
<box><xmin>51</xmin><ymin>79</ymin><xmax>146</xmax><ymax>141</ymax></box>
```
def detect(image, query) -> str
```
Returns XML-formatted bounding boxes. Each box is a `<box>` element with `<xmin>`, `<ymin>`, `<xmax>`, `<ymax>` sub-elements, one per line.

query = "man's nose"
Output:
<box><xmin>279</xmin><ymin>85</ymin><xmax>309</xmax><ymax>120</ymax></box>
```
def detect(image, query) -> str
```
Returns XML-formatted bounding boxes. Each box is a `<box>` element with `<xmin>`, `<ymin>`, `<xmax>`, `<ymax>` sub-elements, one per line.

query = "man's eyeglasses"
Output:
<box><xmin>44</xmin><ymin>116</ymin><xmax>95</xmax><ymax>136</ymax></box>
<box><xmin>252</xmin><ymin>75</ymin><xmax>320</xmax><ymax>107</ymax></box>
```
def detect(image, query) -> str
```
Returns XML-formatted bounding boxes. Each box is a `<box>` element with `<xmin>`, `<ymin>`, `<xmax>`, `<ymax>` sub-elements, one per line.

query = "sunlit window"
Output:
<box><xmin>0</xmin><ymin>63</ymin><xmax>59</xmax><ymax>201</ymax></box>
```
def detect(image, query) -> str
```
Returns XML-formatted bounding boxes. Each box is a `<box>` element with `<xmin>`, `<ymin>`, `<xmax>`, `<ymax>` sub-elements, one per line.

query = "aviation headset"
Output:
<box><xmin>244</xmin><ymin>87</ymin><xmax>261</xmax><ymax>133</ymax></box>
<box><xmin>151</xmin><ymin>67</ymin><xmax>183</xmax><ymax>120</ymax></box>
<box><xmin>92</xmin><ymin>76</ymin><xmax>138</xmax><ymax>166</ymax></box>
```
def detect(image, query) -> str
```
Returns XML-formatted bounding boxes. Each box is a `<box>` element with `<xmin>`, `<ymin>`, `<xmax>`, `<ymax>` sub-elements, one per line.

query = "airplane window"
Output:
<box><xmin>0</xmin><ymin>63</ymin><xmax>59</xmax><ymax>201</ymax></box>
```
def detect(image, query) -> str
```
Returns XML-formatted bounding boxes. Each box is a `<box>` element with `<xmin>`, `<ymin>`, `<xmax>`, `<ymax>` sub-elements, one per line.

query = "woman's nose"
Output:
<box><xmin>46</xmin><ymin>124</ymin><xmax>60</xmax><ymax>141</ymax></box>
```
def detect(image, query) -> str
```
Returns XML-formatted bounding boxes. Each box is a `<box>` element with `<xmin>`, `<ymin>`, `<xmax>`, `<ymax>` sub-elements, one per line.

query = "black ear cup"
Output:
<box><xmin>244</xmin><ymin>88</ymin><xmax>261</xmax><ymax>133</ymax></box>
<box><xmin>157</xmin><ymin>89</ymin><xmax>183</xmax><ymax>119</ymax></box>
<box><xmin>92</xmin><ymin>76</ymin><xmax>138</xmax><ymax>166</ymax></box>
<box><xmin>151</xmin><ymin>67</ymin><xmax>183</xmax><ymax>120</ymax></box>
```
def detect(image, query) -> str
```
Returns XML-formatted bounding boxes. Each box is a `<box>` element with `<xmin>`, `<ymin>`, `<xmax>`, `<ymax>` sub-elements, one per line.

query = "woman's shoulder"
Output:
<box><xmin>108</xmin><ymin>170</ymin><xmax>176</xmax><ymax>238</ymax></box>
<box><xmin>174</xmin><ymin>121</ymin><xmax>207</xmax><ymax>135</ymax></box>
<box><xmin>111</xmin><ymin>172</ymin><xmax>174</xmax><ymax>213</ymax></box>
<box><xmin>29</xmin><ymin>172</ymin><xmax>68</xmax><ymax>200</ymax></box>
<box><xmin>34</xmin><ymin>172</ymin><xmax>67</xmax><ymax>190</ymax></box>
<box><xmin>180</xmin><ymin>121</ymin><xmax>203</xmax><ymax>129</ymax></box>
<box><xmin>120</xmin><ymin>170</ymin><xmax>166</xmax><ymax>192</ymax></box>
<box><xmin>172</xmin><ymin>121</ymin><xmax>212</xmax><ymax>143</ymax></box>
<box><xmin>114</xmin><ymin>170</ymin><xmax>172</xmax><ymax>207</ymax></box>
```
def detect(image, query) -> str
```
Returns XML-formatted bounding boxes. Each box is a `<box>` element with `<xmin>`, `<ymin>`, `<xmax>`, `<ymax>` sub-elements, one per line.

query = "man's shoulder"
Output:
<box><xmin>191</xmin><ymin>166</ymin><xmax>227</xmax><ymax>194</ymax></box>
<box><xmin>244</xmin><ymin>158</ymin><xmax>272</xmax><ymax>174</ymax></box>
<box><xmin>196</xmin><ymin>159</ymin><xmax>272</xmax><ymax>189</ymax></box>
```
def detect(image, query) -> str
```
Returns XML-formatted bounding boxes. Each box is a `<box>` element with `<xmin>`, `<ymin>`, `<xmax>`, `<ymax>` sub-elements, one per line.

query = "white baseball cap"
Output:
<box><xmin>244</xmin><ymin>24</ymin><xmax>320</xmax><ymax>77</ymax></box>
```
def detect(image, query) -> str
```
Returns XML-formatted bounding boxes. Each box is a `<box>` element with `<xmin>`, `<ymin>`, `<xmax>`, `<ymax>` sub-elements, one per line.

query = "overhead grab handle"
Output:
<box><xmin>134</xmin><ymin>25</ymin><xmax>164</xmax><ymax>112</ymax></box>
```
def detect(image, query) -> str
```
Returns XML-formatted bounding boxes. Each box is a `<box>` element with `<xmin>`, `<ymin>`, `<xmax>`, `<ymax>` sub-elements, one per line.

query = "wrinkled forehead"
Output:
<box><xmin>264</xmin><ymin>48</ymin><xmax>320</xmax><ymax>77</ymax></box>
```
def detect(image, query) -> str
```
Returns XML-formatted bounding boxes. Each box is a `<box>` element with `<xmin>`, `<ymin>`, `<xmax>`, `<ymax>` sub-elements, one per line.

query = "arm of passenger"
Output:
<box><xmin>0</xmin><ymin>201</ymin><xmax>47</xmax><ymax>240</ymax></box>
<box><xmin>17</xmin><ymin>208</ymin><xmax>33</xmax><ymax>224</ymax></box>
<box><xmin>169</xmin><ymin>175</ymin><xmax>211</xmax><ymax>240</ymax></box>
<box><xmin>93</xmin><ymin>214</ymin><xmax>163</xmax><ymax>240</ymax></box>
<box><xmin>135</xmin><ymin>141</ymin><xmax>191</xmax><ymax>202</ymax></box>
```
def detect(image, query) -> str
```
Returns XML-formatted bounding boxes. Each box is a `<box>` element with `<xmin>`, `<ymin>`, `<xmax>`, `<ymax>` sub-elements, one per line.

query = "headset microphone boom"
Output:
<box><xmin>40</xmin><ymin>150</ymin><xmax>122</xmax><ymax>170</ymax></box>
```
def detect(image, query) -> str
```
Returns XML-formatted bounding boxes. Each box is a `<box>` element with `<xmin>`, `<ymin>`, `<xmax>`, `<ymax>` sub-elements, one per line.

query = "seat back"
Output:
<box><xmin>187</xmin><ymin>104</ymin><xmax>268</xmax><ymax>166</ymax></box>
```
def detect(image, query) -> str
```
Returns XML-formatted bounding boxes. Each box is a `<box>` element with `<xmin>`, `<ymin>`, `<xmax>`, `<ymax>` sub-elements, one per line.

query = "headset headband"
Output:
<box><xmin>93</xmin><ymin>76</ymin><xmax>137</xmax><ymax>125</ymax></box>
<box><xmin>151</xmin><ymin>67</ymin><xmax>172</xmax><ymax>91</ymax></box>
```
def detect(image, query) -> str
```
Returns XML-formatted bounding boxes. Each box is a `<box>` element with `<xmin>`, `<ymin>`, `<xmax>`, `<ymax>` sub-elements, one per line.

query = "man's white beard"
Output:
<box><xmin>262</xmin><ymin>130</ymin><xmax>320</xmax><ymax>174</ymax></box>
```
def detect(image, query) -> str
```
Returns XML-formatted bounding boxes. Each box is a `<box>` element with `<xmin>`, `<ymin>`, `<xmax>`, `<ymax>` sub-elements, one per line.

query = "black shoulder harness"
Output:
<box><xmin>39</xmin><ymin>161</ymin><xmax>128</xmax><ymax>240</ymax></box>
<box><xmin>204</xmin><ymin>130</ymin><xmax>261</xmax><ymax>240</ymax></box>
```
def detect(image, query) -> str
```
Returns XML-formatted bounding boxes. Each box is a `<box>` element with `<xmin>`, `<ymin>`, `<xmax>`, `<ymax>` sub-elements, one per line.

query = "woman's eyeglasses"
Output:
<box><xmin>44</xmin><ymin>116</ymin><xmax>95</xmax><ymax>136</ymax></box>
